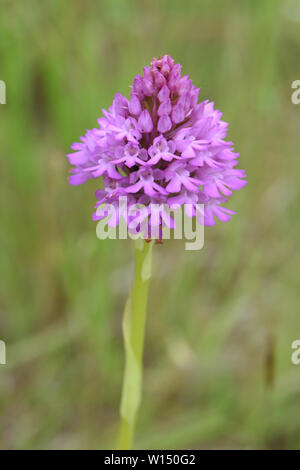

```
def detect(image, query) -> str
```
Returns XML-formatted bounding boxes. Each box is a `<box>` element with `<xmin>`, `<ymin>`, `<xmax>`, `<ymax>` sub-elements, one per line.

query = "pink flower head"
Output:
<box><xmin>67</xmin><ymin>55</ymin><xmax>247</xmax><ymax>230</ymax></box>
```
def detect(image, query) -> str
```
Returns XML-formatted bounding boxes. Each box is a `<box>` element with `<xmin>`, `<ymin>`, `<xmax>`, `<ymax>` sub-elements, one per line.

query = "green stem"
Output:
<box><xmin>118</xmin><ymin>239</ymin><xmax>153</xmax><ymax>450</ymax></box>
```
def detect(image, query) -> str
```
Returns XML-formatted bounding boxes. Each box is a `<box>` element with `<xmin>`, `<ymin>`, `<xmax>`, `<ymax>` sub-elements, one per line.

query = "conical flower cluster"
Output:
<box><xmin>67</xmin><ymin>55</ymin><xmax>247</xmax><ymax>230</ymax></box>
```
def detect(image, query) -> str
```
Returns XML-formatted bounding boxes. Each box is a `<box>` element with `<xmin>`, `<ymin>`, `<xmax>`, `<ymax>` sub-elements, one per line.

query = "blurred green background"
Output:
<box><xmin>1</xmin><ymin>0</ymin><xmax>300</xmax><ymax>450</ymax></box>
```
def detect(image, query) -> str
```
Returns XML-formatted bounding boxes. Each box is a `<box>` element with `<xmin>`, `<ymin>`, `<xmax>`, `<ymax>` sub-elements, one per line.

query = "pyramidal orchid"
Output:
<box><xmin>67</xmin><ymin>55</ymin><xmax>247</xmax><ymax>449</ymax></box>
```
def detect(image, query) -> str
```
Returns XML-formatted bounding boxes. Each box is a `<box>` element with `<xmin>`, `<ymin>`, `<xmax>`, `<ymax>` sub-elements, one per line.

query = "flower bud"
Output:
<box><xmin>171</xmin><ymin>103</ymin><xmax>185</xmax><ymax>124</ymax></box>
<box><xmin>138</xmin><ymin>109</ymin><xmax>153</xmax><ymax>133</ymax></box>
<box><xmin>158</xmin><ymin>99</ymin><xmax>172</xmax><ymax>117</ymax></box>
<box><xmin>158</xmin><ymin>84</ymin><xmax>170</xmax><ymax>102</ymax></box>
<box><xmin>157</xmin><ymin>115</ymin><xmax>172</xmax><ymax>133</ymax></box>
<box><xmin>129</xmin><ymin>94</ymin><xmax>142</xmax><ymax>115</ymax></box>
